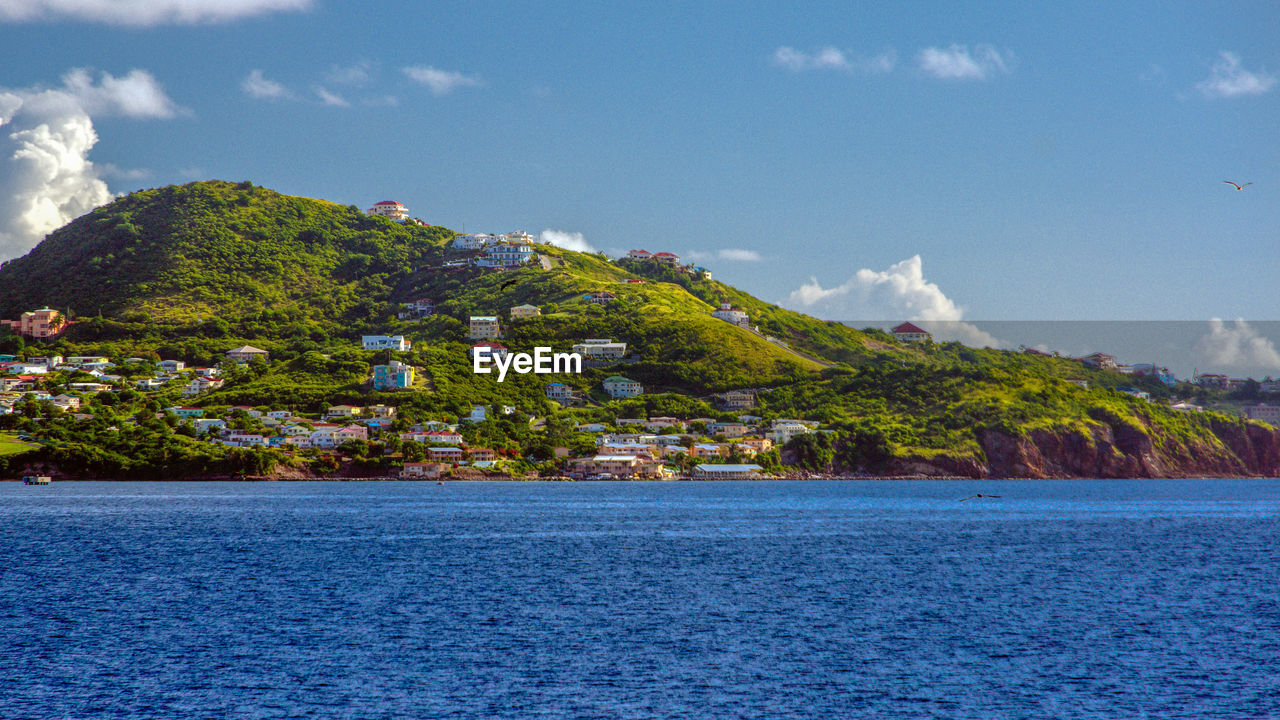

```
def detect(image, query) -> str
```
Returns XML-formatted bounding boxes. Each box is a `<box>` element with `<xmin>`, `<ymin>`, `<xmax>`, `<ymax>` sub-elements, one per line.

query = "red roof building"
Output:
<box><xmin>891</xmin><ymin>322</ymin><xmax>930</xmax><ymax>342</ymax></box>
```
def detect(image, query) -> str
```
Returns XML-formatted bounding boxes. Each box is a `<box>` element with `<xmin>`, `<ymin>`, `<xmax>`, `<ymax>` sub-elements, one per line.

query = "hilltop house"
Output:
<box><xmin>711</xmin><ymin>302</ymin><xmax>749</xmax><ymax>326</ymax></box>
<box><xmin>891</xmin><ymin>322</ymin><xmax>930</xmax><ymax>343</ymax></box>
<box><xmin>603</xmin><ymin>376</ymin><xmax>643</xmax><ymax>398</ymax></box>
<box><xmin>366</xmin><ymin>200</ymin><xmax>409</xmax><ymax>222</ymax></box>
<box><xmin>477</xmin><ymin>242</ymin><xmax>533</xmax><ymax>268</ymax></box>
<box><xmin>627</xmin><ymin>249</ymin><xmax>652</xmax><ymax>260</ymax></box>
<box><xmin>468</xmin><ymin>316</ymin><xmax>502</xmax><ymax>340</ymax></box>
<box><xmin>1080</xmin><ymin>352</ymin><xmax>1119</xmax><ymax>371</ymax></box>
<box><xmin>372</xmin><ymin>360</ymin><xmax>414</xmax><ymax>390</ymax></box>
<box><xmin>362</xmin><ymin>335</ymin><xmax>412</xmax><ymax>351</ymax></box>
<box><xmin>652</xmin><ymin>252</ymin><xmax>680</xmax><ymax>265</ymax></box>
<box><xmin>226</xmin><ymin>345</ymin><xmax>269</xmax><ymax>363</ymax></box>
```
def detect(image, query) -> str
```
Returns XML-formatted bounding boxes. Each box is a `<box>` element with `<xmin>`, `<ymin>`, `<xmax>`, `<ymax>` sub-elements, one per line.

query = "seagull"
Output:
<box><xmin>960</xmin><ymin>493</ymin><xmax>1001</xmax><ymax>501</ymax></box>
<box><xmin>1223</xmin><ymin>181</ymin><xmax>1253</xmax><ymax>191</ymax></box>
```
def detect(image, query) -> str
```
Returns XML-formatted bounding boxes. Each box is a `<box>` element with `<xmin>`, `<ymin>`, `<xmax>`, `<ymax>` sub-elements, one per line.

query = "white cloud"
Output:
<box><xmin>97</xmin><ymin>162</ymin><xmax>150</xmax><ymax>180</ymax></box>
<box><xmin>241</xmin><ymin>69</ymin><xmax>291</xmax><ymax>100</ymax></box>
<box><xmin>0</xmin><ymin>0</ymin><xmax>312</xmax><ymax>25</ymax></box>
<box><xmin>1194</xmin><ymin>319</ymin><xmax>1280</xmax><ymax>370</ymax></box>
<box><xmin>918</xmin><ymin>44</ymin><xmax>1012</xmax><ymax>80</ymax></box>
<box><xmin>783</xmin><ymin>254</ymin><xmax>1000</xmax><ymax>347</ymax></box>
<box><xmin>688</xmin><ymin>248</ymin><xmax>763</xmax><ymax>262</ymax></box>
<box><xmin>313</xmin><ymin>86</ymin><xmax>349</xmax><ymax>107</ymax></box>
<box><xmin>538</xmin><ymin>229</ymin><xmax>596</xmax><ymax>254</ymax></box>
<box><xmin>0</xmin><ymin>68</ymin><xmax>180</xmax><ymax>261</ymax></box>
<box><xmin>402</xmin><ymin>66</ymin><xmax>483</xmax><ymax>95</ymax></box>
<box><xmin>1195</xmin><ymin>51</ymin><xmax>1275</xmax><ymax>99</ymax></box>
<box><xmin>772</xmin><ymin>46</ymin><xmax>852</xmax><ymax>72</ymax></box>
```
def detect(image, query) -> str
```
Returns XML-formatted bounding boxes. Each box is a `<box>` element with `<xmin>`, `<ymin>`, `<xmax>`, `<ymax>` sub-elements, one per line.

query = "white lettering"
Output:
<box><xmin>473</xmin><ymin>347</ymin><xmax>583</xmax><ymax>381</ymax></box>
<box><xmin>493</xmin><ymin>350</ymin><xmax>514</xmax><ymax>382</ymax></box>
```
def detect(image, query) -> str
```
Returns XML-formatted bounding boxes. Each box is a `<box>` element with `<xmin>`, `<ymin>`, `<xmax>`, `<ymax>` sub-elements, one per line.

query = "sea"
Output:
<box><xmin>2</xmin><ymin>479</ymin><xmax>1277</xmax><ymax>719</ymax></box>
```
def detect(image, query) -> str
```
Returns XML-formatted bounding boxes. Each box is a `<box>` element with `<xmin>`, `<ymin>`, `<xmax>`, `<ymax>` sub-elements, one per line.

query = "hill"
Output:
<box><xmin>0</xmin><ymin>181</ymin><xmax>1277</xmax><ymax>480</ymax></box>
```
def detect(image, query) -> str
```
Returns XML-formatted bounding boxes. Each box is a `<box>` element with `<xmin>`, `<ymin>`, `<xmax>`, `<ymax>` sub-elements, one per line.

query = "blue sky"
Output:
<box><xmin>1</xmin><ymin>1</ymin><xmax>1277</xmax><ymax>329</ymax></box>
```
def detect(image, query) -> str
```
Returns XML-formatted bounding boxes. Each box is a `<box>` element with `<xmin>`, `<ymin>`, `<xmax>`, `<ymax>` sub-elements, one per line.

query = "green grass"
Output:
<box><xmin>0</xmin><ymin>433</ymin><xmax>37</xmax><ymax>456</ymax></box>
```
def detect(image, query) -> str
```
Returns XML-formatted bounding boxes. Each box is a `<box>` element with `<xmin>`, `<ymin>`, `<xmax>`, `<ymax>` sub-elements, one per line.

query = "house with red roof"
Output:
<box><xmin>366</xmin><ymin>200</ymin><xmax>409</xmax><ymax>222</ymax></box>
<box><xmin>652</xmin><ymin>251</ymin><xmax>680</xmax><ymax>265</ymax></box>
<box><xmin>627</xmin><ymin>249</ymin><xmax>652</xmax><ymax>260</ymax></box>
<box><xmin>891</xmin><ymin>322</ymin><xmax>931</xmax><ymax>343</ymax></box>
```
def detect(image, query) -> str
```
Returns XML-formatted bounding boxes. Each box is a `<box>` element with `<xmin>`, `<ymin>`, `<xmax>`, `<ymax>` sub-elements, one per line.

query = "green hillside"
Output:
<box><xmin>0</xmin><ymin>181</ymin><xmax>1276</xmax><ymax>480</ymax></box>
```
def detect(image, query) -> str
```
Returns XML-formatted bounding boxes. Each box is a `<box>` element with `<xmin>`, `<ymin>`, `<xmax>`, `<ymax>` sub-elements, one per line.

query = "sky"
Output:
<box><xmin>0</xmin><ymin>1</ymin><xmax>1277</xmax><ymax>348</ymax></box>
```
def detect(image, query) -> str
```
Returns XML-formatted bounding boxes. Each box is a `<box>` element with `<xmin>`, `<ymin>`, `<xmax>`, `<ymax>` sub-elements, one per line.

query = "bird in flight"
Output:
<box><xmin>1223</xmin><ymin>181</ymin><xmax>1253</xmax><ymax>191</ymax></box>
<box><xmin>960</xmin><ymin>493</ymin><xmax>1001</xmax><ymax>501</ymax></box>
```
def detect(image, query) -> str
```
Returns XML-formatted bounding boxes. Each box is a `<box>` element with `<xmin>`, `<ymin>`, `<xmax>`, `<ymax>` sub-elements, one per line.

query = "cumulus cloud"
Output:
<box><xmin>402</xmin><ymin>66</ymin><xmax>483</xmax><ymax>95</ymax></box>
<box><xmin>0</xmin><ymin>0</ymin><xmax>312</xmax><ymax>25</ymax></box>
<box><xmin>0</xmin><ymin>68</ymin><xmax>180</xmax><ymax>261</ymax></box>
<box><xmin>1194</xmin><ymin>319</ymin><xmax>1280</xmax><ymax>370</ymax></box>
<box><xmin>241</xmin><ymin>69</ymin><xmax>291</xmax><ymax>99</ymax></box>
<box><xmin>688</xmin><ymin>248</ymin><xmax>763</xmax><ymax>262</ymax></box>
<box><xmin>1195</xmin><ymin>51</ymin><xmax>1275</xmax><ymax>99</ymax></box>
<box><xmin>539</xmin><ymin>229</ymin><xmax>597</xmax><ymax>254</ymax></box>
<box><xmin>918</xmin><ymin>44</ymin><xmax>1012</xmax><ymax>80</ymax></box>
<box><xmin>783</xmin><ymin>254</ymin><xmax>1000</xmax><ymax>347</ymax></box>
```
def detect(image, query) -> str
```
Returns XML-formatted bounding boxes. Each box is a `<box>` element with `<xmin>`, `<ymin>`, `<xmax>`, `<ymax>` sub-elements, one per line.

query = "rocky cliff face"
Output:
<box><xmin>886</xmin><ymin>414</ymin><xmax>1280</xmax><ymax>479</ymax></box>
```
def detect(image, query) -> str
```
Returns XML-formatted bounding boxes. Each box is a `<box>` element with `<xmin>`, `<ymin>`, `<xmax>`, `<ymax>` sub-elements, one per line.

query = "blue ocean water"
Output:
<box><xmin>1</xmin><ymin>479</ymin><xmax>1278</xmax><ymax>719</ymax></box>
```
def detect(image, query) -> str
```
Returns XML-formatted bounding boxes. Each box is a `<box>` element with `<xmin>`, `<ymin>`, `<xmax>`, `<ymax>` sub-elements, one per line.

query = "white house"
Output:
<box><xmin>510</xmin><ymin>304</ymin><xmax>541</xmax><ymax>320</ymax></box>
<box><xmin>711</xmin><ymin>302</ymin><xmax>749</xmax><ymax>326</ymax></box>
<box><xmin>572</xmin><ymin>339</ymin><xmax>627</xmax><ymax>360</ymax></box>
<box><xmin>362</xmin><ymin>335</ymin><xmax>412</xmax><ymax>351</ymax></box>
<box><xmin>158</xmin><ymin>360</ymin><xmax>186</xmax><ymax>373</ymax></box>
<box><xmin>366</xmin><ymin>200</ymin><xmax>409</xmax><ymax>221</ymax></box>
<box><xmin>603</xmin><ymin>376</ymin><xmax>643</xmax><ymax>398</ymax></box>
<box><xmin>453</xmin><ymin>233</ymin><xmax>495</xmax><ymax>250</ymax></box>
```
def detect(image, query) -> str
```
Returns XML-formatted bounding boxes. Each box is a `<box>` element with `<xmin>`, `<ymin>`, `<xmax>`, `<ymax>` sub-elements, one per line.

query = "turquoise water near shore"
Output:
<box><xmin>3</xmin><ymin>479</ymin><xmax>1278</xmax><ymax>718</ymax></box>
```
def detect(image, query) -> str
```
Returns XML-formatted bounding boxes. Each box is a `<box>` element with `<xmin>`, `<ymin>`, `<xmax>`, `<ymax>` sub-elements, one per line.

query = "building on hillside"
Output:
<box><xmin>158</xmin><ymin>360</ymin><xmax>186</xmax><ymax>373</ymax></box>
<box><xmin>468</xmin><ymin>316</ymin><xmax>502</xmax><ymax>340</ymax></box>
<box><xmin>584</xmin><ymin>291</ymin><xmax>616</xmax><ymax>305</ymax></box>
<box><xmin>711</xmin><ymin>302</ymin><xmax>749</xmax><ymax>326</ymax></box>
<box><xmin>477</xmin><ymin>242</ymin><xmax>533</xmax><ymax>267</ymax></box>
<box><xmin>603</xmin><ymin>376</ymin><xmax>643</xmax><ymax>398</ymax></box>
<box><xmin>325</xmin><ymin>405</ymin><xmax>364</xmax><ymax>419</ymax></box>
<box><xmin>1194</xmin><ymin>373</ymin><xmax>1231</xmax><ymax>390</ymax></box>
<box><xmin>183</xmin><ymin>376</ymin><xmax>224</xmax><ymax>396</ymax></box>
<box><xmin>716</xmin><ymin>389</ymin><xmax>757</xmax><ymax>410</ymax></box>
<box><xmin>1</xmin><ymin>307</ymin><xmax>67</xmax><ymax>339</ymax></box>
<box><xmin>470</xmin><ymin>342</ymin><xmax>509</xmax><ymax>360</ymax></box>
<box><xmin>373</xmin><ymin>360</ymin><xmax>414</xmax><ymax>390</ymax></box>
<box><xmin>453</xmin><ymin>234</ymin><xmax>494</xmax><ymax>250</ymax></box>
<box><xmin>1080</xmin><ymin>352</ymin><xmax>1118</xmax><ymax>371</ymax></box>
<box><xmin>399</xmin><ymin>299</ymin><xmax>436</xmax><ymax>319</ymax></box>
<box><xmin>225</xmin><ymin>345</ymin><xmax>269</xmax><ymax>363</ymax></box>
<box><xmin>652</xmin><ymin>252</ymin><xmax>680</xmax><ymax>265</ymax></box>
<box><xmin>366</xmin><ymin>200</ymin><xmax>409</xmax><ymax>221</ymax></box>
<box><xmin>509</xmin><ymin>304</ymin><xmax>541</xmax><ymax>320</ymax></box>
<box><xmin>891</xmin><ymin>322</ymin><xmax>930</xmax><ymax>343</ymax></box>
<box><xmin>545</xmin><ymin>382</ymin><xmax>574</xmax><ymax>401</ymax></box>
<box><xmin>1243</xmin><ymin>405</ymin><xmax>1280</xmax><ymax>427</ymax></box>
<box><xmin>362</xmin><ymin>335</ymin><xmax>412</xmax><ymax>351</ymax></box>
<box><xmin>572</xmin><ymin>339</ymin><xmax>627</xmax><ymax>360</ymax></box>
<box><xmin>765</xmin><ymin>421</ymin><xmax>810</xmax><ymax>445</ymax></box>
<box><xmin>691</xmin><ymin>267</ymin><xmax>712</xmax><ymax>280</ymax></box>
<box><xmin>627</xmin><ymin>249</ymin><xmax>652</xmax><ymax>260</ymax></box>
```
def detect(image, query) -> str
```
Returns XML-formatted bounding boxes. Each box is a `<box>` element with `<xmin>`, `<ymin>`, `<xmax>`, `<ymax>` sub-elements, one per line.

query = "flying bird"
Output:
<box><xmin>500</xmin><ymin>278</ymin><xmax>519</xmax><ymax>289</ymax></box>
<box><xmin>1223</xmin><ymin>181</ymin><xmax>1253</xmax><ymax>191</ymax></box>
<box><xmin>960</xmin><ymin>493</ymin><xmax>1001</xmax><ymax>501</ymax></box>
